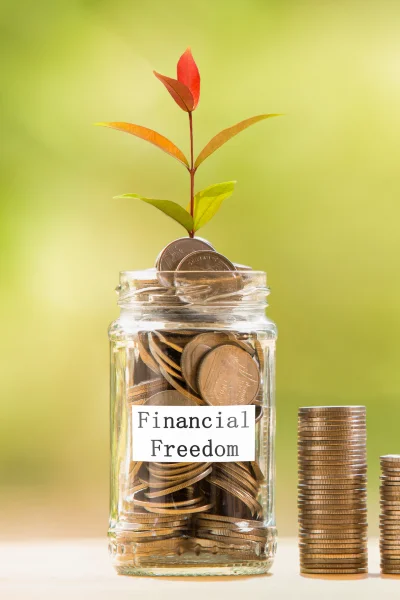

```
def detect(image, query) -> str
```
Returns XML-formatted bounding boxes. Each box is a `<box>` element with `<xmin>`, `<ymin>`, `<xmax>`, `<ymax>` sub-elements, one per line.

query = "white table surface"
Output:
<box><xmin>1</xmin><ymin>538</ymin><xmax>399</xmax><ymax>600</ymax></box>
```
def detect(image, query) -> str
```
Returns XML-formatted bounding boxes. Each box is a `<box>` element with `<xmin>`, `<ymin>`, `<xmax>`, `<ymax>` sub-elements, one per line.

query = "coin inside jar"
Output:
<box><xmin>180</xmin><ymin>332</ymin><xmax>231</xmax><ymax>392</ymax></box>
<box><xmin>197</xmin><ymin>344</ymin><xmax>260</xmax><ymax>406</ymax></box>
<box><xmin>145</xmin><ymin>390</ymin><xmax>199</xmax><ymax>406</ymax></box>
<box><xmin>174</xmin><ymin>250</ymin><xmax>243</xmax><ymax>303</ymax></box>
<box><xmin>156</xmin><ymin>237</ymin><xmax>215</xmax><ymax>287</ymax></box>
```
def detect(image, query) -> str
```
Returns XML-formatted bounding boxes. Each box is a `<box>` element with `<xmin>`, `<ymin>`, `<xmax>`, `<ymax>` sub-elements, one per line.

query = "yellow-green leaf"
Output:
<box><xmin>96</xmin><ymin>122</ymin><xmax>189</xmax><ymax>168</ymax></box>
<box><xmin>195</xmin><ymin>114</ymin><xmax>281</xmax><ymax>168</ymax></box>
<box><xmin>116</xmin><ymin>194</ymin><xmax>193</xmax><ymax>233</ymax></box>
<box><xmin>191</xmin><ymin>181</ymin><xmax>236</xmax><ymax>232</ymax></box>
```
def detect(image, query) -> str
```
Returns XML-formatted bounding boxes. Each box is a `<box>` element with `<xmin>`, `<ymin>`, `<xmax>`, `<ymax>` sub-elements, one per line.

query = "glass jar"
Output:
<box><xmin>108</xmin><ymin>268</ymin><xmax>277</xmax><ymax>576</ymax></box>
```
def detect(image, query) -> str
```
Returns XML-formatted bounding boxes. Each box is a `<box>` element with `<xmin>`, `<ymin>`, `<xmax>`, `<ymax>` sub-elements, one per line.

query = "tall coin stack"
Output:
<box><xmin>380</xmin><ymin>454</ymin><xmax>400</xmax><ymax>575</ymax></box>
<box><xmin>297</xmin><ymin>406</ymin><xmax>368</xmax><ymax>575</ymax></box>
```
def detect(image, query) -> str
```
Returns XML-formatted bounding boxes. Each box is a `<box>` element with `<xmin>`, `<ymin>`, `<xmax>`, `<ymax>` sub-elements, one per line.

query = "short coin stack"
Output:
<box><xmin>298</xmin><ymin>406</ymin><xmax>368</xmax><ymax>575</ymax></box>
<box><xmin>380</xmin><ymin>454</ymin><xmax>400</xmax><ymax>575</ymax></box>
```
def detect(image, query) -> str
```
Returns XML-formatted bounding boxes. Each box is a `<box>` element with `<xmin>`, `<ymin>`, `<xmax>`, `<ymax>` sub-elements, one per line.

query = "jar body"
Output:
<box><xmin>108</xmin><ymin>272</ymin><xmax>277</xmax><ymax>576</ymax></box>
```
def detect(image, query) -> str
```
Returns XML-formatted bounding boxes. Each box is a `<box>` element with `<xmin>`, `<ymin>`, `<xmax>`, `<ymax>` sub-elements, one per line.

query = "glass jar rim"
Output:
<box><xmin>117</xmin><ymin>268</ymin><xmax>269</xmax><ymax>311</ymax></box>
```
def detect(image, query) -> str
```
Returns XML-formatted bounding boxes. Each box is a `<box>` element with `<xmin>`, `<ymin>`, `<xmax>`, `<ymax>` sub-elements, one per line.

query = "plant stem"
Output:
<box><xmin>188</xmin><ymin>111</ymin><xmax>195</xmax><ymax>238</ymax></box>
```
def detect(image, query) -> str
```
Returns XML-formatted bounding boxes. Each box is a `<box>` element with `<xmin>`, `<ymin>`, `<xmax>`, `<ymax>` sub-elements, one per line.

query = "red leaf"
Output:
<box><xmin>177</xmin><ymin>48</ymin><xmax>200</xmax><ymax>109</ymax></box>
<box><xmin>96</xmin><ymin>122</ymin><xmax>189</xmax><ymax>167</ymax></box>
<box><xmin>154</xmin><ymin>71</ymin><xmax>194</xmax><ymax>112</ymax></box>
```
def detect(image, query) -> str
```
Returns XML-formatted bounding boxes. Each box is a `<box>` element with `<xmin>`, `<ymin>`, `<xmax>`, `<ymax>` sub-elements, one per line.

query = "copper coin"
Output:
<box><xmin>137</xmin><ymin>332</ymin><xmax>160</xmax><ymax>374</ymax></box>
<box><xmin>174</xmin><ymin>250</ymin><xmax>242</xmax><ymax>302</ymax></box>
<box><xmin>148</xmin><ymin>333</ymin><xmax>182</xmax><ymax>373</ymax></box>
<box><xmin>156</xmin><ymin>237</ymin><xmax>215</xmax><ymax>287</ymax></box>
<box><xmin>145</xmin><ymin>389</ymin><xmax>198</xmax><ymax>407</ymax></box>
<box><xmin>154</xmin><ymin>331</ymin><xmax>188</xmax><ymax>353</ymax></box>
<box><xmin>127</xmin><ymin>378</ymin><xmax>169</xmax><ymax>403</ymax></box>
<box><xmin>197</xmin><ymin>344</ymin><xmax>260</xmax><ymax>406</ymax></box>
<box><xmin>196</xmin><ymin>513</ymin><xmax>263</xmax><ymax>525</ymax></box>
<box><xmin>180</xmin><ymin>332</ymin><xmax>231</xmax><ymax>392</ymax></box>
<box><xmin>158</xmin><ymin>366</ymin><xmax>204</xmax><ymax>406</ymax></box>
<box><xmin>299</xmin><ymin>406</ymin><xmax>366</xmax><ymax>414</ymax></box>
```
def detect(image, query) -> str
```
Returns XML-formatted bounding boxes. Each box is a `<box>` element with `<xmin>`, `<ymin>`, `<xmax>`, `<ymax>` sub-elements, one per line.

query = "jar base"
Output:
<box><xmin>109</xmin><ymin>530</ymin><xmax>277</xmax><ymax>577</ymax></box>
<box><xmin>115</xmin><ymin>560</ymin><xmax>274</xmax><ymax>577</ymax></box>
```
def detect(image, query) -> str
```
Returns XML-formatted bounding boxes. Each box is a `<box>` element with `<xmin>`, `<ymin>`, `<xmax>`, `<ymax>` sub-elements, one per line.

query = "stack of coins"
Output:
<box><xmin>298</xmin><ymin>406</ymin><xmax>368</xmax><ymax>575</ymax></box>
<box><xmin>380</xmin><ymin>454</ymin><xmax>400</xmax><ymax>574</ymax></box>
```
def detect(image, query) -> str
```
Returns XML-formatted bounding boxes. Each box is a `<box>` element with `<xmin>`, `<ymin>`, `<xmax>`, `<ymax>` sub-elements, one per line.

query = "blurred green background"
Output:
<box><xmin>1</xmin><ymin>0</ymin><xmax>400</xmax><ymax>538</ymax></box>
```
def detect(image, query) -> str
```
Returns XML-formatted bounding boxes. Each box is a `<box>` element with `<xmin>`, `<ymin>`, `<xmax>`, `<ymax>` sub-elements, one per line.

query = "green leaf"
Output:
<box><xmin>190</xmin><ymin>181</ymin><xmax>236</xmax><ymax>232</ymax></box>
<box><xmin>195</xmin><ymin>114</ymin><xmax>282</xmax><ymax>168</ymax></box>
<box><xmin>116</xmin><ymin>194</ymin><xmax>193</xmax><ymax>233</ymax></box>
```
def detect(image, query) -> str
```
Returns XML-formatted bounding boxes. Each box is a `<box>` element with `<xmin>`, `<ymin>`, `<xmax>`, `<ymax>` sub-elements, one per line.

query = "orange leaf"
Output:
<box><xmin>177</xmin><ymin>48</ymin><xmax>200</xmax><ymax>109</ymax></box>
<box><xmin>96</xmin><ymin>122</ymin><xmax>189</xmax><ymax>167</ymax></box>
<box><xmin>153</xmin><ymin>71</ymin><xmax>194</xmax><ymax>112</ymax></box>
<box><xmin>195</xmin><ymin>114</ymin><xmax>281</xmax><ymax>168</ymax></box>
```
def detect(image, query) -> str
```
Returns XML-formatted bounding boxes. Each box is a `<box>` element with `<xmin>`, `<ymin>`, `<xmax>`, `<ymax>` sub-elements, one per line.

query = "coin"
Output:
<box><xmin>145</xmin><ymin>390</ymin><xmax>198</xmax><ymax>407</ymax></box>
<box><xmin>127</xmin><ymin>378</ymin><xmax>169</xmax><ymax>402</ymax></box>
<box><xmin>197</xmin><ymin>344</ymin><xmax>260</xmax><ymax>406</ymax></box>
<box><xmin>158</xmin><ymin>366</ymin><xmax>204</xmax><ymax>405</ymax></box>
<box><xmin>299</xmin><ymin>406</ymin><xmax>366</xmax><ymax>414</ymax></box>
<box><xmin>180</xmin><ymin>332</ymin><xmax>231</xmax><ymax>392</ymax></box>
<box><xmin>137</xmin><ymin>332</ymin><xmax>161</xmax><ymax>374</ymax></box>
<box><xmin>145</xmin><ymin>502</ymin><xmax>214</xmax><ymax>515</ymax></box>
<box><xmin>298</xmin><ymin>405</ymin><xmax>368</xmax><ymax>572</ymax></box>
<box><xmin>174</xmin><ymin>250</ymin><xmax>243</xmax><ymax>302</ymax></box>
<box><xmin>153</xmin><ymin>331</ymin><xmax>187</xmax><ymax>353</ymax></box>
<box><xmin>156</xmin><ymin>237</ymin><xmax>215</xmax><ymax>287</ymax></box>
<box><xmin>148</xmin><ymin>333</ymin><xmax>182</xmax><ymax>371</ymax></box>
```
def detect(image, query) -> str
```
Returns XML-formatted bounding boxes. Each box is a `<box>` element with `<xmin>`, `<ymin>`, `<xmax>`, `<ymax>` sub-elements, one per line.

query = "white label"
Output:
<box><xmin>131</xmin><ymin>405</ymin><xmax>255</xmax><ymax>462</ymax></box>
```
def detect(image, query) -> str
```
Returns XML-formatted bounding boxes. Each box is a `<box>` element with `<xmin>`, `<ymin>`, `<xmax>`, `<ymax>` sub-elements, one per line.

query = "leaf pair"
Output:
<box><xmin>97</xmin><ymin>113</ymin><xmax>279</xmax><ymax>170</ymax></box>
<box><xmin>154</xmin><ymin>48</ymin><xmax>200</xmax><ymax>113</ymax></box>
<box><xmin>116</xmin><ymin>181</ymin><xmax>236</xmax><ymax>234</ymax></box>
